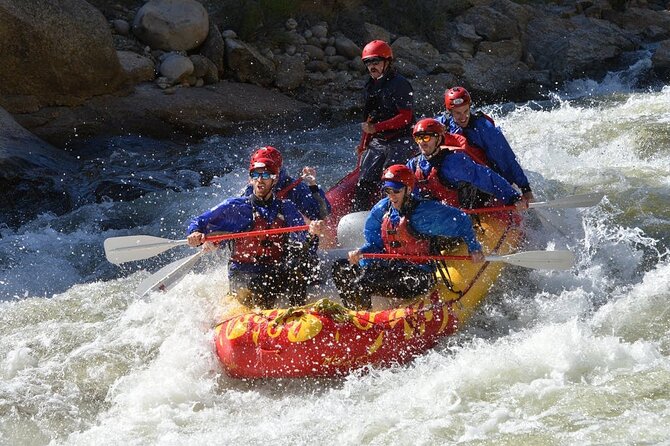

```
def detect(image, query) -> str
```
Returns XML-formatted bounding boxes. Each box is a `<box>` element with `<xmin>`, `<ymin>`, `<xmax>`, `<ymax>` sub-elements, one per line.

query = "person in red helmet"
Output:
<box><xmin>332</xmin><ymin>164</ymin><xmax>483</xmax><ymax>310</ymax></box>
<box><xmin>187</xmin><ymin>157</ymin><xmax>325</xmax><ymax>309</ymax></box>
<box><xmin>407</xmin><ymin>118</ymin><xmax>527</xmax><ymax>209</ymax></box>
<box><xmin>352</xmin><ymin>40</ymin><xmax>416</xmax><ymax>212</ymax></box>
<box><xmin>437</xmin><ymin>87</ymin><xmax>534</xmax><ymax>201</ymax></box>
<box><xmin>243</xmin><ymin>146</ymin><xmax>331</xmax><ymax>221</ymax></box>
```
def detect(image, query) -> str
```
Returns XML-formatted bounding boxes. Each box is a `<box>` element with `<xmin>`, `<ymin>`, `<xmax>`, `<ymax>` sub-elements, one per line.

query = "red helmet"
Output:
<box><xmin>249</xmin><ymin>157</ymin><xmax>279</xmax><ymax>175</ymax></box>
<box><xmin>382</xmin><ymin>164</ymin><xmax>415</xmax><ymax>191</ymax></box>
<box><xmin>444</xmin><ymin>86</ymin><xmax>471</xmax><ymax>110</ymax></box>
<box><xmin>250</xmin><ymin>146</ymin><xmax>282</xmax><ymax>168</ymax></box>
<box><xmin>361</xmin><ymin>40</ymin><xmax>393</xmax><ymax>61</ymax></box>
<box><xmin>412</xmin><ymin>118</ymin><xmax>446</xmax><ymax>137</ymax></box>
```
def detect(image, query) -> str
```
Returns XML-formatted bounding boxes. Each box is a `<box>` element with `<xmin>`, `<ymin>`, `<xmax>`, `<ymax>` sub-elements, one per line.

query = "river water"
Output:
<box><xmin>1</xmin><ymin>76</ymin><xmax>669</xmax><ymax>444</ymax></box>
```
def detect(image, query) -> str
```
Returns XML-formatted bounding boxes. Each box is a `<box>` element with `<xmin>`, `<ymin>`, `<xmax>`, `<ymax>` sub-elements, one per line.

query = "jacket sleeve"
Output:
<box><xmin>472</xmin><ymin>119</ymin><xmax>530</xmax><ymax>191</ymax></box>
<box><xmin>441</xmin><ymin>154</ymin><xmax>520</xmax><ymax>204</ymax></box>
<box><xmin>411</xmin><ymin>201</ymin><xmax>482</xmax><ymax>253</ymax></box>
<box><xmin>358</xmin><ymin>199</ymin><xmax>387</xmax><ymax>254</ymax></box>
<box><xmin>186</xmin><ymin>198</ymin><xmax>252</xmax><ymax>235</ymax></box>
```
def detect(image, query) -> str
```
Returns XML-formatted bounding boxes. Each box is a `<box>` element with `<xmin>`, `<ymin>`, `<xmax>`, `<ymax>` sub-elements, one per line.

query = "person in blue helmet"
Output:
<box><xmin>242</xmin><ymin>146</ymin><xmax>331</xmax><ymax>220</ymax></box>
<box><xmin>436</xmin><ymin>86</ymin><xmax>534</xmax><ymax>201</ymax></box>
<box><xmin>187</xmin><ymin>157</ymin><xmax>324</xmax><ymax>309</ymax></box>
<box><xmin>332</xmin><ymin>164</ymin><xmax>484</xmax><ymax>310</ymax></box>
<box><xmin>407</xmin><ymin>118</ymin><xmax>528</xmax><ymax>209</ymax></box>
<box><xmin>352</xmin><ymin>40</ymin><xmax>416</xmax><ymax>212</ymax></box>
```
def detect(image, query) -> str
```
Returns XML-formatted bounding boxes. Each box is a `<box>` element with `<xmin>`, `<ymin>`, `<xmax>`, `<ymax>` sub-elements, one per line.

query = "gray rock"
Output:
<box><xmin>652</xmin><ymin>39</ymin><xmax>670</xmax><ymax>79</ymax></box>
<box><xmin>286</xmin><ymin>18</ymin><xmax>298</xmax><ymax>31</ymax></box>
<box><xmin>117</xmin><ymin>50</ymin><xmax>156</xmax><ymax>84</ymax></box>
<box><xmin>159</xmin><ymin>53</ymin><xmax>194</xmax><ymax>84</ymax></box>
<box><xmin>0</xmin><ymin>0</ymin><xmax>125</xmax><ymax>112</ymax></box>
<box><xmin>311</xmin><ymin>24</ymin><xmax>328</xmax><ymax>39</ymax></box>
<box><xmin>200</xmin><ymin>22</ymin><xmax>225</xmax><ymax>76</ymax></box>
<box><xmin>362</xmin><ymin>23</ymin><xmax>391</xmax><ymax>45</ymax></box>
<box><xmin>275</xmin><ymin>55</ymin><xmax>305</xmax><ymax>90</ymax></box>
<box><xmin>225</xmin><ymin>38</ymin><xmax>276</xmax><ymax>87</ymax></box>
<box><xmin>303</xmin><ymin>44</ymin><xmax>325</xmax><ymax>60</ymax></box>
<box><xmin>334</xmin><ymin>36</ymin><xmax>361</xmax><ymax>59</ymax></box>
<box><xmin>112</xmin><ymin>19</ymin><xmax>130</xmax><ymax>35</ymax></box>
<box><xmin>133</xmin><ymin>0</ymin><xmax>209</xmax><ymax>51</ymax></box>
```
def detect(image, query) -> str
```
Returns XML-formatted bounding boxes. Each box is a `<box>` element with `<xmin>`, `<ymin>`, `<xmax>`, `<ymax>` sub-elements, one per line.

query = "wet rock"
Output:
<box><xmin>132</xmin><ymin>0</ymin><xmax>209</xmax><ymax>51</ymax></box>
<box><xmin>652</xmin><ymin>39</ymin><xmax>670</xmax><ymax>79</ymax></box>
<box><xmin>224</xmin><ymin>38</ymin><xmax>276</xmax><ymax>87</ymax></box>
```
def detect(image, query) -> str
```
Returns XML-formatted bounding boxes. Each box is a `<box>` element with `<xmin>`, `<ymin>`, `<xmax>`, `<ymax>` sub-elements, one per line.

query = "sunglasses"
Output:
<box><xmin>414</xmin><ymin>133</ymin><xmax>436</xmax><ymax>143</ymax></box>
<box><xmin>249</xmin><ymin>171</ymin><xmax>277</xmax><ymax>180</ymax></box>
<box><xmin>383</xmin><ymin>187</ymin><xmax>404</xmax><ymax>195</ymax></box>
<box><xmin>363</xmin><ymin>57</ymin><xmax>384</xmax><ymax>66</ymax></box>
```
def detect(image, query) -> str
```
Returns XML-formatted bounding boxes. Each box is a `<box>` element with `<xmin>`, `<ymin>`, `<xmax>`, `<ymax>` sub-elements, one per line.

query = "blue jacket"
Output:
<box><xmin>187</xmin><ymin>195</ymin><xmax>308</xmax><ymax>273</ymax></box>
<box><xmin>436</xmin><ymin>111</ymin><xmax>531</xmax><ymax>192</ymax></box>
<box><xmin>242</xmin><ymin>168</ymin><xmax>331</xmax><ymax>220</ymax></box>
<box><xmin>407</xmin><ymin>150</ymin><xmax>521</xmax><ymax>205</ymax></box>
<box><xmin>358</xmin><ymin>196</ymin><xmax>482</xmax><ymax>268</ymax></box>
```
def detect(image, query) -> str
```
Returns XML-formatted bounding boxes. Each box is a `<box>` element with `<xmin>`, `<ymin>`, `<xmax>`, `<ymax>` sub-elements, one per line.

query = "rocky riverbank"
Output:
<box><xmin>1</xmin><ymin>0</ymin><xmax>669</xmax><ymax>226</ymax></box>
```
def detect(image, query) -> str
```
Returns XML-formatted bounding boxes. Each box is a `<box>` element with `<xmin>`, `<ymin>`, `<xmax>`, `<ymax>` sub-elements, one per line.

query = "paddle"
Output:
<box><xmin>135</xmin><ymin>250</ymin><xmax>206</xmax><ymax>298</ymax></box>
<box><xmin>104</xmin><ymin>225</ymin><xmax>309</xmax><ymax>264</ymax></box>
<box><xmin>362</xmin><ymin>250</ymin><xmax>575</xmax><ymax>270</ymax></box>
<box><xmin>463</xmin><ymin>192</ymin><xmax>605</xmax><ymax>214</ymax></box>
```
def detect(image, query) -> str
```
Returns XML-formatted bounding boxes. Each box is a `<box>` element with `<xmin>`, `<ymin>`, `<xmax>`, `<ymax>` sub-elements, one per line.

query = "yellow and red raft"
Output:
<box><xmin>213</xmin><ymin>207</ymin><xmax>523</xmax><ymax>379</ymax></box>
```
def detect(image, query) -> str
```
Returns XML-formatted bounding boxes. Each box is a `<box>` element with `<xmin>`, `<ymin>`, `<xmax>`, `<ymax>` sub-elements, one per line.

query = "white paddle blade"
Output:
<box><xmin>530</xmin><ymin>192</ymin><xmax>604</xmax><ymax>209</ymax></box>
<box><xmin>336</xmin><ymin>211</ymin><xmax>369</xmax><ymax>249</ymax></box>
<box><xmin>135</xmin><ymin>250</ymin><xmax>205</xmax><ymax>298</ymax></box>
<box><xmin>104</xmin><ymin>235</ymin><xmax>187</xmax><ymax>264</ymax></box>
<box><xmin>488</xmin><ymin>250</ymin><xmax>575</xmax><ymax>270</ymax></box>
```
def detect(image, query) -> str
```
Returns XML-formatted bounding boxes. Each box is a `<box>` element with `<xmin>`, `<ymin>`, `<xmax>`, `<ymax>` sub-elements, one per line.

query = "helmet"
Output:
<box><xmin>444</xmin><ymin>86</ymin><xmax>471</xmax><ymax>110</ymax></box>
<box><xmin>251</xmin><ymin>146</ymin><xmax>282</xmax><ymax>168</ymax></box>
<box><xmin>249</xmin><ymin>157</ymin><xmax>279</xmax><ymax>175</ymax></box>
<box><xmin>361</xmin><ymin>40</ymin><xmax>393</xmax><ymax>61</ymax></box>
<box><xmin>412</xmin><ymin>118</ymin><xmax>446</xmax><ymax>138</ymax></box>
<box><xmin>382</xmin><ymin>164</ymin><xmax>415</xmax><ymax>191</ymax></box>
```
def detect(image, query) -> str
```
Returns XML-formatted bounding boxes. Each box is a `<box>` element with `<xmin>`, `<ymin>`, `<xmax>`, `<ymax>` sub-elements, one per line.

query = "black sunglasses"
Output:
<box><xmin>363</xmin><ymin>57</ymin><xmax>385</xmax><ymax>66</ymax></box>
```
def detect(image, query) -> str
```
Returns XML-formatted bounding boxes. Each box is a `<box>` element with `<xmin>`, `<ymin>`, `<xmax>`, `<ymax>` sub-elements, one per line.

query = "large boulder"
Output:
<box><xmin>225</xmin><ymin>38</ymin><xmax>276</xmax><ymax>87</ymax></box>
<box><xmin>0</xmin><ymin>0</ymin><xmax>126</xmax><ymax>112</ymax></box>
<box><xmin>132</xmin><ymin>0</ymin><xmax>209</xmax><ymax>51</ymax></box>
<box><xmin>0</xmin><ymin>107</ymin><xmax>79</xmax><ymax>227</ymax></box>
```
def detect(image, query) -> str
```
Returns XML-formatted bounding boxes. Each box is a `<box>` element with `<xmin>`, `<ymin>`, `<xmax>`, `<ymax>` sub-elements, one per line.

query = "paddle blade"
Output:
<box><xmin>135</xmin><ymin>250</ymin><xmax>205</xmax><ymax>298</ymax></box>
<box><xmin>530</xmin><ymin>192</ymin><xmax>604</xmax><ymax>209</ymax></box>
<box><xmin>104</xmin><ymin>235</ymin><xmax>187</xmax><ymax>264</ymax></box>
<box><xmin>336</xmin><ymin>211</ymin><xmax>369</xmax><ymax>249</ymax></box>
<box><xmin>489</xmin><ymin>250</ymin><xmax>575</xmax><ymax>270</ymax></box>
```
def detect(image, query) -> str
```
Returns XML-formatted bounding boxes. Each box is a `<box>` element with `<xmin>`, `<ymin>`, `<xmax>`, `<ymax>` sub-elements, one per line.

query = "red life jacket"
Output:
<box><xmin>230</xmin><ymin>209</ymin><xmax>287</xmax><ymax>264</ymax></box>
<box><xmin>381</xmin><ymin>209</ymin><xmax>431</xmax><ymax>258</ymax></box>
<box><xmin>414</xmin><ymin>165</ymin><xmax>460</xmax><ymax>206</ymax></box>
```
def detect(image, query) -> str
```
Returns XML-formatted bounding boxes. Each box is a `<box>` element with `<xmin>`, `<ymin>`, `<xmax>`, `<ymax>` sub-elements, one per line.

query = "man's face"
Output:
<box><xmin>414</xmin><ymin>133</ymin><xmax>440</xmax><ymax>158</ymax></box>
<box><xmin>451</xmin><ymin>103</ymin><xmax>471</xmax><ymax>128</ymax></box>
<box><xmin>249</xmin><ymin>169</ymin><xmax>277</xmax><ymax>199</ymax></box>
<box><xmin>384</xmin><ymin>186</ymin><xmax>407</xmax><ymax>210</ymax></box>
<box><xmin>364</xmin><ymin>57</ymin><xmax>388</xmax><ymax>80</ymax></box>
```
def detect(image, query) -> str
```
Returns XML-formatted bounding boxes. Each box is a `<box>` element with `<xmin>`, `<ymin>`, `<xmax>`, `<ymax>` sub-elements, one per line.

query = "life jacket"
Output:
<box><xmin>443</xmin><ymin>132</ymin><xmax>489</xmax><ymax>167</ymax></box>
<box><xmin>414</xmin><ymin>164</ymin><xmax>459</xmax><ymax>206</ymax></box>
<box><xmin>230</xmin><ymin>203</ymin><xmax>287</xmax><ymax>264</ymax></box>
<box><xmin>380</xmin><ymin>203</ymin><xmax>431</xmax><ymax>258</ymax></box>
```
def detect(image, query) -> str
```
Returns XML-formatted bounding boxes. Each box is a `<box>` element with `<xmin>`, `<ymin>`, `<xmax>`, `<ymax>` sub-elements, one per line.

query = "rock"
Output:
<box><xmin>362</xmin><ymin>23</ymin><xmax>392</xmax><ymax>44</ymax></box>
<box><xmin>225</xmin><ymin>38</ymin><xmax>276</xmax><ymax>87</ymax></box>
<box><xmin>132</xmin><ymin>0</ymin><xmax>209</xmax><ymax>51</ymax></box>
<box><xmin>200</xmin><ymin>22</ymin><xmax>225</xmax><ymax>76</ymax></box>
<box><xmin>112</xmin><ymin>19</ymin><xmax>130</xmax><ymax>35</ymax></box>
<box><xmin>0</xmin><ymin>107</ymin><xmax>78</xmax><ymax>227</ymax></box>
<box><xmin>334</xmin><ymin>36</ymin><xmax>361</xmax><ymax>59</ymax></box>
<box><xmin>652</xmin><ymin>39</ymin><xmax>670</xmax><ymax>79</ymax></box>
<box><xmin>286</xmin><ymin>18</ymin><xmax>298</xmax><ymax>31</ymax></box>
<box><xmin>0</xmin><ymin>0</ymin><xmax>126</xmax><ymax>112</ymax></box>
<box><xmin>159</xmin><ymin>53</ymin><xmax>194</xmax><ymax>84</ymax></box>
<box><xmin>458</xmin><ymin>5</ymin><xmax>520</xmax><ymax>41</ymax></box>
<box><xmin>117</xmin><ymin>50</ymin><xmax>156</xmax><ymax>84</ymax></box>
<box><xmin>189</xmin><ymin>55</ymin><xmax>218</xmax><ymax>84</ymax></box>
<box><xmin>275</xmin><ymin>55</ymin><xmax>305</xmax><ymax>90</ymax></box>
<box><xmin>303</xmin><ymin>44</ymin><xmax>325</xmax><ymax>60</ymax></box>
<box><xmin>392</xmin><ymin>37</ymin><xmax>442</xmax><ymax>75</ymax></box>
<box><xmin>311</xmin><ymin>24</ymin><xmax>328</xmax><ymax>39</ymax></box>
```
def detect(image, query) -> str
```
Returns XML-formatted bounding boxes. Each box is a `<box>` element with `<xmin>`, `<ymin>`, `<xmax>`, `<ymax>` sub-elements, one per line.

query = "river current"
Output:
<box><xmin>1</xmin><ymin>78</ymin><xmax>669</xmax><ymax>444</ymax></box>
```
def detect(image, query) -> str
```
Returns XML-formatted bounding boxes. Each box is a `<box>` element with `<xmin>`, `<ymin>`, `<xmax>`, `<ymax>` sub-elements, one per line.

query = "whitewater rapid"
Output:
<box><xmin>1</xmin><ymin>85</ymin><xmax>669</xmax><ymax>445</ymax></box>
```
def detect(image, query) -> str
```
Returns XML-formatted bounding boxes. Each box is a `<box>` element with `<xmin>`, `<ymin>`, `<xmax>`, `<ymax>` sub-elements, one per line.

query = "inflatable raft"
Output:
<box><xmin>213</xmin><ymin>171</ymin><xmax>523</xmax><ymax>377</ymax></box>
